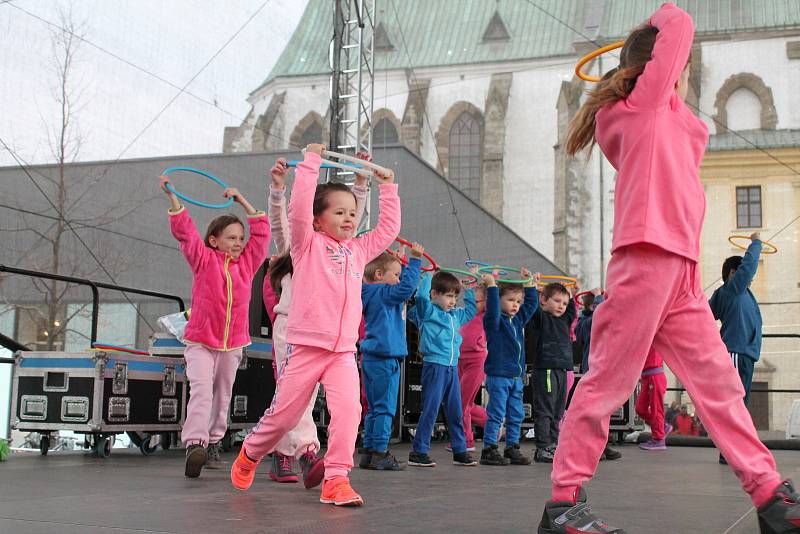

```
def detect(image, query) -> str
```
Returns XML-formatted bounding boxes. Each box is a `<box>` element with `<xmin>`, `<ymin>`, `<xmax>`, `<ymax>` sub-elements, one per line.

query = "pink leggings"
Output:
<box><xmin>552</xmin><ymin>244</ymin><xmax>781</xmax><ymax>507</ymax></box>
<box><xmin>244</xmin><ymin>344</ymin><xmax>360</xmax><ymax>480</ymax></box>
<box><xmin>458</xmin><ymin>357</ymin><xmax>487</xmax><ymax>447</ymax></box>
<box><xmin>182</xmin><ymin>344</ymin><xmax>242</xmax><ymax>447</ymax></box>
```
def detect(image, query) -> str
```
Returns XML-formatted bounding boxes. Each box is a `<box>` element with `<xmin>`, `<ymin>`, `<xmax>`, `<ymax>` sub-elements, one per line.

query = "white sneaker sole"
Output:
<box><xmin>320</xmin><ymin>497</ymin><xmax>364</xmax><ymax>506</ymax></box>
<box><xmin>408</xmin><ymin>461</ymin><xmax>436</xmax><ymax>467</ymax></box>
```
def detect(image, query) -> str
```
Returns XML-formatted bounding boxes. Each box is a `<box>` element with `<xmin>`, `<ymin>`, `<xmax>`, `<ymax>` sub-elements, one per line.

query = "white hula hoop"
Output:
<box><xmin>302</xmin><ymin>149</ymin><xmax>391</xmax><ymax>177</ymax></box>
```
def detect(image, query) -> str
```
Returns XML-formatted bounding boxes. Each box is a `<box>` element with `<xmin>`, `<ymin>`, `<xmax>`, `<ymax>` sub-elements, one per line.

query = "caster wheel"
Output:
<box><xmin>139</xmin><ymin>436</ymin><xmax>158</xmax><ymax>456</ymax></box>
<box><xmin>97</xmin><ymin>436</ymin><xmax>113</xmax><ymax>458</ymax></box>
<box><xmin>40</xmin><ymin>435</ymin><xmax>50</xmax><ymax>456</ymax></box>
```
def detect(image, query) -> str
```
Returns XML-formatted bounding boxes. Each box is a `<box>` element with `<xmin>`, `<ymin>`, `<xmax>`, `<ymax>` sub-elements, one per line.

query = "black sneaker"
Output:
<box><xmin>534</xmin><ymin>447</ymin><xmax>555</xmax><ymax>463</ymax></box>
<box><xmin>757</xmin><ymin>479</ymin><xmax>800</xmax><ymax>533</ymax></box>
<box><xmin>602</xmin><ymin>446</ymin><xmax>622</xmax><ymax>461</ymax></box>
<box><xmin>538</xmin><ymin>488</ymin><xmax>626</xmax><ymax>533</ymax></box>
<box><xmin>184</xmin><ymin>444</ymin><xmax>206</xmax><ymax>478</ymax></box>
<box><xmin>205</xmin><ymin>442</ymin><xmax>223</xmax><ymax>469</ymax></box>
<box><xmin>504</xmin><ymin>444</ymin><xmax>532</xmax><ymax>465</ymax></box>
<box><xmin>453</xmin><ymin>451</ymin><xmax>478</xmax><ymax>466</ymax></box>
<box><xmin>359</xmin><ymin>449</ymin><xmax>374</xmax><ymax>469</ymax></box>
<box><xmin>369</xmin><ymin>450</ymin><xmax>406</xmax><ymax>471</ymax></box>
<box><xmin>480</xmin><ymin>444</ymin><xmax>510</xmax><ymax>466</ymax></box>
<box><xmin>408</xmin><ymin>450</ymin><xmax>436</xmax><ymax>467</ymax></box>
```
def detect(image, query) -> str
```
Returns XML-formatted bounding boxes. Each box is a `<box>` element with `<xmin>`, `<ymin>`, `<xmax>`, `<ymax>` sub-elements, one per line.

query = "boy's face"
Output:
<box><xmin>500</xmin><ymin>290</ymin><xmax>524</xmax><ymax>317</ymax></box>
<box><xmin>431</xmin><ymin>290</ymin><xmax>458</xmax><ymax>312</ymax></box>
<box><xmin>540</xmin><ymin>292</ymin><xmax>569</xmax><ymax>317</ymax></box>
<box><xmin>373</xmin><ymin>261</ymin><xmax>402</xmax><ymax>285</ymax></box>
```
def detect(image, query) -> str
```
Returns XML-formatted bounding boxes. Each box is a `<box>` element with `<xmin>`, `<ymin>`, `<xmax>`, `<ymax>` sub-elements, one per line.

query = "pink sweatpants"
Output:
<box><xmin>271</xmin><ymin>316</ymin><xmax>320</xmax><ymax>458</ymax></box>
<box><xmin>458</xmin><ymin>357</ymin><xmax>488</xmax><ymax>448</ymax></box>
<box><xmin>552</xmin><ymin>244</ymin><xmax>781</xmax><ymax>507</ymax></box>
<box><xmin>182</xmin><ymin>344</ymin><xmax>242</xmax><ymax>447</ymax></box>
<box><xmin>635</xmin><ymin>371</ymin><xmax>667</xmax><ymax>440</ymax></box>
<box><xmin>244</xmin><ymin>343</ymin><xmax>361</xmax><ymax>480</ymax></box>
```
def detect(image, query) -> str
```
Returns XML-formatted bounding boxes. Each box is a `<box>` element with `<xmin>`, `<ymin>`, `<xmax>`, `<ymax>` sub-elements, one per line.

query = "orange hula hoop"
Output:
<box><xmin>727</xmin><ymin>235</ymin><xmax>778</xmax><ymax>255</ymax></box>
<box><xmin>537</xmin><ymin>275</ymin><xmax>577</xmax><ymax>288</ymax></box>
<box><xmin>575</xmin><ymin>41</ymin><xmax>625</xmax><ymax>82</ymax></box>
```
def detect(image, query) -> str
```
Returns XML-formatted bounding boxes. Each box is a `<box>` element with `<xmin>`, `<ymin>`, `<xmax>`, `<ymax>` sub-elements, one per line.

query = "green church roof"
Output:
<box><xmin>255</xmin><ymin>0</ymin><xmax>800</xmax><ymax>94</ymax></box>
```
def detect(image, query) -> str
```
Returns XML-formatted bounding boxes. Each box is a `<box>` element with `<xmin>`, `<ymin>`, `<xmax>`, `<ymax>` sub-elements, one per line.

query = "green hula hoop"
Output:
<box><xmin>475</xmin><ymin>265</ymin><xmax>533</xmax><ymax>285</ymax></box>
<box><xmin>438</xmin><ymin>267</ymin><xmax>479</xmax><ymax>286</ymax></box>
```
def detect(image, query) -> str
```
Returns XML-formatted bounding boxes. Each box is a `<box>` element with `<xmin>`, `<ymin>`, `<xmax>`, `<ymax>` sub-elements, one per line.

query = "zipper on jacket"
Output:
<box><xmin>511</xmin><ymin>316</ymin><xmax>523</xmax><ymax>377</ymax></box>
<box><xmin>449</xmin><ymin>315</ymin><xmax>455</xmax><ymax>365</ymax></box>
<box><xmin>223</xmin><ymin>255</ymin><xmax>233</xmax><ymax>350</ymax></box>
<box><xmin>333</xmin><ymin>244</ymin><xmax>348</xmax><ymax>352</ymax></box>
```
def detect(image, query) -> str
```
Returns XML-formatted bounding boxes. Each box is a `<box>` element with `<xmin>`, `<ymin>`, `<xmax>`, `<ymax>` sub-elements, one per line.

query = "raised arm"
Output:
<box><xmin>168</xmin><ymin>208</ymin><xmax>209</xmax><ymax>274</ymax></box>
<box><xmin>240</xmin><ymin>212</ymin><xmax>271</xmax><ymax>274</ymax></box>
<box><xmin>288</xmin><ymin>148</ymin><xmax>323</xmax><ymax>260</ymax></box>
<box><xmin>268</xmin><ymin>158</ymin><xmax>291</xmax><ymax>253</ymax></box>
<box><xmin>353</xmin><ymin>183</ymin><xmax>368</xmax><ymax>229</ymax></box>
<box><xmin>483</xmin><ymin>284</ymin><xmax>502</xmax><ymax>332</ymax></box>
<box><xmin>414</xmin><ymin>272</ymin><xmax>434</xmax><ymax>323</ymax></box>
<box><xmin>627</xmin><ymin>3</ymin><xmax>694</xmax><ymax>109</ymax></box>
<box><xmin>457</xmin><ymin>288</ymin><xmax>477</xmax><ymax>327</ymax></box>
<box><xmin>382</xmin><ymin>256</ymin><xmax>421</xmax><ymax>305</ymax></box>
<box><xmin>354</xmin><ymin>168</ymin><xmax>400</xmax><ymax>261</ymax></box>
<box><xmin>729</xmin><ymin>239</ymin><xmax>763</xmax><ymax>294</ymax></box>
<box><xmin>517</xmin><ymin>286</ymin><xmax>540</xmax><ymax>326</ymax></box>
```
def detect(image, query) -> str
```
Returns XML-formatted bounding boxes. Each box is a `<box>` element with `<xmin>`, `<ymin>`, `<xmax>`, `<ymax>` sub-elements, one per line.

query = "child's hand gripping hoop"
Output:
<box><xmin>438</xmin><ymin>267</ymin><xmax>479</xmax><ymax>286</ymax></box>
<box><xmin>162</xmin><ymin>167</ymin><xmax>235</xmax><ymax>209</ymax></box>
<box><xmin>288</xmin><ymin>150</ymin><xmax>391</xmax><ymax>178</ymax></box>
<box><xmin>575</xmin><ymin>41</ymin><xmax>625</xmax><ymax>82</ymax></box>
<box><xmin>394</xmin><ymin>237</ymin><xmax>438</xmax><ymax>271</ymax></box>
<box><xmin>464</xmin><ymin>260</ymin><xmax>509</xmax><ymax>277</ymax></box>
<box><xmin>476</xmin><ymin>265</ymin><xmax>534</xmax><ymax>285</ymax></box>
<box><xmin>537</xmin><ymin>275</ymin><xmax>578</xmax><ymax>287</ymax></box>
<box><xmin>727</xmin><ymin>235</ymin><xmax>778</xmax><ymax>254</ymax></box>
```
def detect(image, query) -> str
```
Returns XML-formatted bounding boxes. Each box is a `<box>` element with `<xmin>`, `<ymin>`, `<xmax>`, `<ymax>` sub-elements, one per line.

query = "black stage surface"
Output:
<box><xmin>1</xmin><ymin>442</ymin><xmax>798</xmax><ymax>533</ymax></box>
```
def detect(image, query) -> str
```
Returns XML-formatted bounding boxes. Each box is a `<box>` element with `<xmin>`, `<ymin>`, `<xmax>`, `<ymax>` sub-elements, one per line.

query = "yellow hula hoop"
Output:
<box><xmin>728</xmin><ymin>235</ymin><xmax>778</xmax><ymax>255</ymax></box>
<box><xmin>537</xmin><ymin>275</ymin><xmax>578</xmax><ymax>287</ymax></box>
<box><xmin>575</xmin><ymin>41</ymin><xmax>625</xmax><ymax>82</ymax></box>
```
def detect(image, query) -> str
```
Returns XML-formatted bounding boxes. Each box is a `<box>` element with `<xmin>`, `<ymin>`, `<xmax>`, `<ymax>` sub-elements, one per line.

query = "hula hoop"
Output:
<box><xmin>162</xmin><ymin>167</ymin><xmax>234</xmax><ymax>209</ymax></box>
<box><xmin>287</xmin><ymin>160</ymin><xmax>364</xmax><ymax>171</ymax></box>
<box><xmin>439</xmin><ymin>267</ymin><xmax>479</xmax><ymax>286</ymax></box>
<box><xmin>294</xmin><ymin>149</ymin><xmax>391</xmax><ymax>177</ymax></box>
<box><xmin>475</xmin><ymin>265</ymin><xmax>534</xmax><ymax>285</ymax></box>
<box><xmin>575</xmin><ymin>291</ymin><xmax>604</xmax><ymax>306</ymax></box>
<box><xmin>537</xmin><ymin>275</ymin><xmax>577</xmax><ymax>287</ymax></box>
<box><xmin>394</xmin><ymin>237</ymin><xmax>438</xmax><ymax>272</ymax></box>
<box><xmin>575</xmin><ymin>41</ymin><xmax>624</xmax><ymax>82</ymax></box>
<box><xmin>91</xmin><ymin>342</ymin><xmax>150</xmax><ymax>356</ymax></box>
<box><xmin>464</xmin><ymin>260</ymin><xmax>509</xmax><ymax>277</ymax></box>
<box><xmin>728</xmin><ymin>235</ymin><xmax>778</xmax><ymax>255</ymax></box>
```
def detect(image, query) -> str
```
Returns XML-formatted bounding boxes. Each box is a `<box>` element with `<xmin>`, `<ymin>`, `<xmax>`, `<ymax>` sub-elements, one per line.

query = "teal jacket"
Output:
<box><xmin>410</xmin><ymin>273</ymin><xmax>476</xmax><ymax>366</ymax></box>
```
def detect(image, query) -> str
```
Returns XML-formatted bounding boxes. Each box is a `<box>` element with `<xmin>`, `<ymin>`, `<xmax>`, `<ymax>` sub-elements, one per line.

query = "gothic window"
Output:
<box><xmin>298</xmin><ymin>121</ymin><xmax>323</xmax><ymax>147</ymax></box>
<box><xmin>373</xmin><ymin>117</ymin><xmax>399</xmax><ymax>145</ymax></box>
<box><xmin>448</xmin><ymin>112</ymin><xmax>482</xmax><ymax>202</ymax></box>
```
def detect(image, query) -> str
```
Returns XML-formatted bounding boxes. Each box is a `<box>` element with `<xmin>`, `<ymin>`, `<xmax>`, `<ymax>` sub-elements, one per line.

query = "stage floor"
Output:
<box><xmin>1</xmin><ymin>442</ymin><xmax>798</xmax><ymax>533</ymax></box>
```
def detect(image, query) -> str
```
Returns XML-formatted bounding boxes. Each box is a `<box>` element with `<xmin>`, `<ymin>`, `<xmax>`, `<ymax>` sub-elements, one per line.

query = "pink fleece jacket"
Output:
<box><xmin>459</xmin><ymin>312</ymin><xmax>487</xmax><ymax>361</ymax></box>
<box><xmin>286</xmin><ymin>152</ymin><xmax>401</xmax><ymax>352</ymax></box>
<box><xmin>596</xmin><ymin>3</ymin><xmax>708</xmax><ymax>262</ymax></box>
<box><xmin>169</xmin><ymin>208</ymin><xmax>270</xmax><ymax>351</ymax></box>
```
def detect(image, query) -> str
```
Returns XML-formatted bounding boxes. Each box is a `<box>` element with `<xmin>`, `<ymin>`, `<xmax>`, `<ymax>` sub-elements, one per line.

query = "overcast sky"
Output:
<box><xmin>0</xmin><ymin>0</ymin><xmax>309</xmax><ymax>166</ymax></box>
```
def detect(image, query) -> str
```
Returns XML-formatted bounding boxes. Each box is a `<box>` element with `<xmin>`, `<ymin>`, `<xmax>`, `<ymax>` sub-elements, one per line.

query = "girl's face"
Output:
<box><xmin>314</xmin><ymin>191</ymin><xmax>357</xmax><ymax>240</ymax></box>
<box><xmin>208</xmin><ymin>223</ymin><xmax>245</xmax><ymax>258</ymax></box>
<box><xmin>676</xmin><ymin>61</ymin><xmax>691</xmax><ymax>101</ymax></box>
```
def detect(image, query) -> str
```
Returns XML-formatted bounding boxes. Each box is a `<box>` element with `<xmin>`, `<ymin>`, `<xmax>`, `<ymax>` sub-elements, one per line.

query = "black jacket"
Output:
<box><xmin>525</xmin><ymin>299</ymin><xmax>576</xmax><ymax>370</ymax></box>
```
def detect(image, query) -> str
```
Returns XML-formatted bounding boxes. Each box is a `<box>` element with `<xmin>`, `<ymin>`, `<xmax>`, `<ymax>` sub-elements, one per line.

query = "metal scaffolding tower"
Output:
<box><xmin>328</xmin><ymin>0</ymin><xmax>376</xmax><ymax>185</ymax></box>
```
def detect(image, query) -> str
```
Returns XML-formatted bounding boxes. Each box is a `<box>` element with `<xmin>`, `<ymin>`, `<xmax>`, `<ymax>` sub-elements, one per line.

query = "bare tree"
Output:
<box><xmin>1</xmin><ymin>6</ymin><xmax>146</xmax><ymax>350</ymax></box>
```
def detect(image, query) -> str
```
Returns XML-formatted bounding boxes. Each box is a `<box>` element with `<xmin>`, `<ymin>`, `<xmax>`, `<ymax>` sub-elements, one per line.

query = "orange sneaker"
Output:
<box><xmin>230</xmin><ymin>449</ymin><xmax>259</xmax><ymax>491</ymax></box>
<box><xmin>319</xmin><ymin>476</ymin><xmax>364</xmax><ymax>506</ymax></box>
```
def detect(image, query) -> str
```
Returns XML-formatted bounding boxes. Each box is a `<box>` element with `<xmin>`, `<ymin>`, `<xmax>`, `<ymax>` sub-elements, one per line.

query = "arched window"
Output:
<box><xmin>298</xmin><ymin>121</ymin><xmax>323</xmax><ymax>147</ymax></box>
<box><xmin>372</xmin><ymin>117</ymin><xmax>399</xmax><ymax>145</ymax></box>
<box><xmin>448</xmin><ymin>112</ymin><xmax>482</xmax><ymax>202</ymax></box>
<box><xmin>726</xmin><ymin>88</ymin><xmax>761</xmax><ymax>131</ymax></box>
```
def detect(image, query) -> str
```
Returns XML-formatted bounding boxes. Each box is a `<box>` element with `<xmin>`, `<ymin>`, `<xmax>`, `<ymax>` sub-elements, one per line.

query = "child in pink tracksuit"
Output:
<box><xmin>231</xmin><ymin>144</ymin><xmax>400</xmax><ymax>507</ymax></box>
<box><xmin>261</xmin><ymin>158</ymin><xmax>368</xmax><ymax>487</ymax></box>
<box><xmin>160</xmin><ymin>177</ymin><xmax>269</xmax><ymax>479</ymax></box>
<box><xmin>539</xmin><ymin>4</ymin><xmax>799</xmax><ymax>533</ymax></box>
<box><xmin>455</xmin><ymin>285</ymin><xmax>488</xmax><ymax>452</ymax></box>
<box><xmin>636</xmin><ymin>347</ymin><xmax>670</xmax><ymax>451</ymax></box>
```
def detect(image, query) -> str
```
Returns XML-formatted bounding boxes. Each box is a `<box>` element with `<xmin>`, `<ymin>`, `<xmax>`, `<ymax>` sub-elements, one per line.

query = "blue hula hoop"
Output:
<box><xmin>286</xmin><ymin>160</ymin><xmax>364</xmax><ymax>170</ymax></box>
<box><xmin>464</xmin><ymin>260</ymin><xmax>509</xmax><ymax>277</ymax></box>
<box><xmin>163</xmin><ymin>167</ymin><xmax>234</xmax><ymax>209</ymax></box>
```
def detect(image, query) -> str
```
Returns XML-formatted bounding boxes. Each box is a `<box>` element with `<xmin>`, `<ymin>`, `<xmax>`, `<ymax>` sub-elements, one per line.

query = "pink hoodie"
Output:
<box><xmin>286</xmin><ymin>152</ymin><xmax>401</xmax><ymax>352</ymax></box>
<box><xmin>169</xmin><ymin>208</ymin><xmax>270</xmax><ymax>351</ymax></box>
<box><xmin>596</xmin><ymin>3</ymin><xmax>708</xmax><ymax>262</ymax></box>
<box><xmin>459</xmin><ymin>312</ymin><xmax>487</xmax><ymax>361</ymax></box>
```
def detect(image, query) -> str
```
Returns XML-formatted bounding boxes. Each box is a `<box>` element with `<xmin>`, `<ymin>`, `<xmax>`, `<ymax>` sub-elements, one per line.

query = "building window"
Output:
<box><xmin>448</xmin><ymin>111</ymin><xmax>482</xmax><ymax>202</ymax></box>
<box><xmin>298</xmin><ymin>121</ymin><xmax>323</xmax><ymax>148</ymax></box>
<box><xmin>736</xmin><ymin>186</ymin><xmax>762</xmax><ymax>228</ymax></box>
<box><xmin>373</xmin><ymin>118</ymin><xmax>398</xmax><ymax>145</ymax></box>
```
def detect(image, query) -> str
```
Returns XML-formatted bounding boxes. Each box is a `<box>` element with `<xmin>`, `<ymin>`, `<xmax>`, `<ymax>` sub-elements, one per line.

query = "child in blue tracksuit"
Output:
<box><xmin>359</xmin><ymin>245</ymin><xmax>423</xmax><ymax>471</ymax></box>
<box><xmin>709</xmin><ymin>232</ymin><xmax>763</xmax><ymax>406</ymax></box>
<box><xmin>408</xmin><ymin>271</ymin><xmax>477</xmax><ymax>467</ymax></box>
<box><xmin>479</xmin><ymin>269</ymin><xmax>539</xmax><ymax>466</ymax></box>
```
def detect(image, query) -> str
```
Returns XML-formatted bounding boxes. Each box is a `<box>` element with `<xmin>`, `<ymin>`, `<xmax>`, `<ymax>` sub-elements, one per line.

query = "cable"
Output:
<box><xmin>389</xmin><ymin>0</ymin><xmax>472</xmax><ymax>260</ymax></box>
